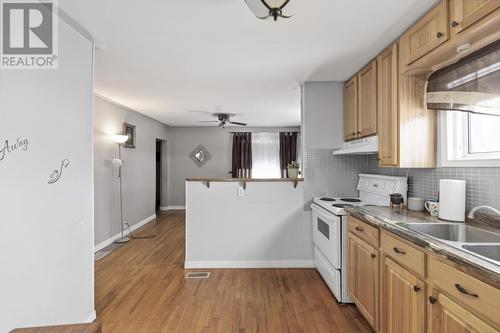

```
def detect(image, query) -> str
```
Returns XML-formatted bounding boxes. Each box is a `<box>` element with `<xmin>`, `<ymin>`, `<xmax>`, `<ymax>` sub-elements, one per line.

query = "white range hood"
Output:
<box><xmin>332</xmin><ymin>136</ymin><xmax>379</xmax><ymax>155</ymax></box>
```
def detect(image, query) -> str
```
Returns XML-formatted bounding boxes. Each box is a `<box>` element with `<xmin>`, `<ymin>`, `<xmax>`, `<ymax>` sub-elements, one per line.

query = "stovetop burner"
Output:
<box><xmin>320</xmin><ymin>197</ymin><xmax>336</xmax><ymax>201</ymax></box>
<box><xmin>332</xmin><ymin>203</ymin><xmax>353</xmax><ymax>208</ymax></box>
<box><xmin>340</xmin><ymin>198</ymin><xmax>362</xmax><ymax>203</ymax></box>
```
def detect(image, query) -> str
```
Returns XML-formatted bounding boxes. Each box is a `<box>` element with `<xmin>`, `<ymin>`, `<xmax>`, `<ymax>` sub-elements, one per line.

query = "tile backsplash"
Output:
<box><xmin>303</xmin><ymin>149</ymin><xmax>367</xmax><ymax>207</ymax></box>
<box><xmin>303</xmin><ymin>150</ymin><xmax>500</xmax><ymax>211</ymax></box>
<box><xmin>363</xmin><ymin>155</ymin><xmax>500</xmax><ymax>211</ymax></box>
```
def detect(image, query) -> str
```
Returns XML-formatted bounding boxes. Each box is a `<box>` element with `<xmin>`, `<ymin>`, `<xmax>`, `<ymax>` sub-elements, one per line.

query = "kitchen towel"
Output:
<box><xmin>439</xmin><ymin>179</ymin><xmax>466</xmax><ymax>222</ymax></box>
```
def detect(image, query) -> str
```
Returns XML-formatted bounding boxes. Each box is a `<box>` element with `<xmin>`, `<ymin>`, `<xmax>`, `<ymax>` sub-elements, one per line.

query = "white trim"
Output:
<box><xmin>94</xmin><ymin>214</ymin><xmax>157</xmax><ymax>252</ymax></box>
<box><xmin>86</xmin><ymin>310</ymin><xmax>97</xmax><ymax>323</ymax></box>
<box><xmin>160</xmin><ymin>206</ymin><xmax>186</xmax><ymax>211</ymax></box>
<box><xmin>184</xmin><ymin>260</ymin><xmax>315</xmax><ymax>269</ymax></box>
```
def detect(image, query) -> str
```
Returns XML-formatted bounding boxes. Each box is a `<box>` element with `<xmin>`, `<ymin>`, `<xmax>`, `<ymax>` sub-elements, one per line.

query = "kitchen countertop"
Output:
<box><xmin>345</xmin><ymin>206</ymin><xmax>500</xmax><ymax>287</ymax></box>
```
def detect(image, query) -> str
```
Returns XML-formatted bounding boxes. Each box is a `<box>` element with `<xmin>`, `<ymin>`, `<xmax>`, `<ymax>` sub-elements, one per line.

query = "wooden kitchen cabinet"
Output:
<box><xmin>428</xmin><ymin>289</ymin><xmax>498</xmax><ymax>333</ymax></box>
<box><xmin>376</xmin><ymin>44</ymin><xmax>399</xmax><ymax>166</ymax></box>
<box><xmin>348</xmin><ymin>234</ymin><xmax>379</xmax><ymax>330</ymax></box>
<box><xmin>344</xmin><ymin>76</ymin><xmax>358</xmax><ymax>141</ymax></box>
<box><xmin>450</xmin><ymin>0</ymin><xmax>500</xmax><ymax>36</ymax></box>
<box><xmin>381</xmin><ymin>256</ymin><xmax>426</xmax><ymax>333</ymax></box>
<box><xmin>405</xmin><ymin>0</ymin><xmax>449</xmax><ymax>65</ymax></box>
<box><xmin>357</xmin><ymin>60</ymin><xmax>377</xmax><ymax>138</ymax></box>
<box><xmin>343</xmin><ymin>61</ymin><xmax>377</xmax><ymax>142</ymax></box>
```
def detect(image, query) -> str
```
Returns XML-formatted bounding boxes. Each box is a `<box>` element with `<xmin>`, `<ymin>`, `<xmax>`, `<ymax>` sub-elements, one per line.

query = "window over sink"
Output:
<box><xmin>439</xmin><ymin>111</ymin><xmax>500</xmax><ymax>166</ymax></box>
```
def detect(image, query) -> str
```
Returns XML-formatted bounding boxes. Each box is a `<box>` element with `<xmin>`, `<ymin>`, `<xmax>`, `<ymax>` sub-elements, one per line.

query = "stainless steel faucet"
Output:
<box><xmin>468</xmin><ymin>206</ymin><xmax>500</xmax><ymax>218</ymax></box>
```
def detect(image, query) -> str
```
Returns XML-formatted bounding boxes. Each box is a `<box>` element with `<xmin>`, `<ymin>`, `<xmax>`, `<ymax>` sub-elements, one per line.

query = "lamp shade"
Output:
<box><xmin>244</xmin><ymin>0</ymin><xmax>293</xmax><ymax>19</ymax></box>
<box><xmin>111</xmin><ymin>134</ymin><xmax>129</xmax><ymax>144</ymax></box>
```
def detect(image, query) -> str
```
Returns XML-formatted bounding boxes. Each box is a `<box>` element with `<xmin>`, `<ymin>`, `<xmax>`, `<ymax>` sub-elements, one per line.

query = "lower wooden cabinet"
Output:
<box><xmin>428</xmin><ymin>289</ymin><xmax>498</xmax><ymax>333</ymax></box>
<box><xmin>380</xmin><ymin>256</ymin><xmax>426</xmax><ymax>333</ymax></box>
<box><xmin>348</xmin><ymin>218</ymin><xmax>500</xmax><ymax>333</ymax></box>
<box><xmin>348</xmin><ymin>234</ymin><xmax>379</xmax><ymax>330</ymax></box>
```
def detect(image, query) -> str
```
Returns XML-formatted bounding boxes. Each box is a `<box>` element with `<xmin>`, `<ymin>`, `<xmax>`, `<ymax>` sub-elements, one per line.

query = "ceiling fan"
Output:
<box><xmin>200</xmin><ymin>113</ymin><xmax>247</xmax><ymax>127</ymax></box>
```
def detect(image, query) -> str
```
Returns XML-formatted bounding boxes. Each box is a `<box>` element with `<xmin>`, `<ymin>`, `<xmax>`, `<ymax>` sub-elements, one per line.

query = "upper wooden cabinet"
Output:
<box><xmin>343</xmin><ymin>77</ymin><xmax>358</xmax><ymax>141</ymax></box>
<box><xmin>406</xmin><ymin>0</ymin><xmax>449</xmax><ymax>65</ymax></box>
<box><xmin>450</xmin><ymin>0</ymin><xmax>500</xmax><ymax>36</ymax></box>
<box><xmin>377</xmin><ymin>44</ymin><xmax>399</xmax><ymax>166</ymax></box>
<box><xmin>357</xmin><ymin>60</ymin><xmax>378</xmax><ymax>138</ymax></box>
<box><xmin>343</xmin><ymin>61</ymin><xmax>377</xmax><ymax>142</ymax></box>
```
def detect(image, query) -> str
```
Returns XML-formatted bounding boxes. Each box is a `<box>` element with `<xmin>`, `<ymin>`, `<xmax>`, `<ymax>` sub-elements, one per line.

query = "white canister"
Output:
<box><xmin>408</xmin><ymin>197</ymin><xmax>425</xmax><ymax>212</ymax></box>
<box><xmin>439</xmin><ymin>179</ymin><xmax>466</xmax><ymax>222</ymax></box>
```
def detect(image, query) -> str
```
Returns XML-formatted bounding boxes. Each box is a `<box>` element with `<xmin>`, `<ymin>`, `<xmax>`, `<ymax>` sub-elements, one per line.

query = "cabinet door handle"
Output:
<box><xmin>413</xmin><ymin>285</ymin><xmax>421</xmax><ymax>292</ymax></box>
<box><xmin>371</xmin><ymin>253</ymin><xmax>376</xmax><ymax>259</ymax></box>
<box><xmin>436</xmin><ymin>32</ymin><xmax>444</xmax><ymax>38</ymax></box>
<box><xmin>451</xmin><ymin>21</ymin><xmax>459</xmax><ymax>28</ymax></box>
<box><xmin>428</xmin><ymin>296</ymin><xmax>437</xmax><ymax>304</ymax></box>
<box><xmin>393</xmin><ymin>247</ymin><xmax>406</xmax><ymax>255</ymax></box>
<box><xmin>455</xmin><ymin>284</ymin><xmax>479</xmax><ymax>298</ymax></box>
<box><xmin>355</xmin><ymin>226</ymin><xmax>364</xmax><ymax>232</ymax></box>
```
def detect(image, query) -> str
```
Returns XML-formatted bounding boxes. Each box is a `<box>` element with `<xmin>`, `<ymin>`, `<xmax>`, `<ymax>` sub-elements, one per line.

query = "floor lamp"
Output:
<box><xmin>111</xmin><ymin>134</ymin><xmax>130</xmax><ymax>244</ymax></box>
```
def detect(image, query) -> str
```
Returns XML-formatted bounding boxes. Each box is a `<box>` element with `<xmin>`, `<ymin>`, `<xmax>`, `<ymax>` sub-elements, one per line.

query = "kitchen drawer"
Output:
<box><xmin>348</xmin><ymin>216</ymin><xmax>379</xmax><ymax>247</ymax></box>
<box><xmin>314</xmin><ymin>246</ymin><xmax>341</xmax><ymax>300</ymax></box>
<box><xmin>428</xmin><ymin>257</ymin><xmax>500</xmax><ymax>329</ymax></box>
<box><xmin>381</xmin><ymin>231</ymin><xmax>425</xmax><ymax>278</ymax></box>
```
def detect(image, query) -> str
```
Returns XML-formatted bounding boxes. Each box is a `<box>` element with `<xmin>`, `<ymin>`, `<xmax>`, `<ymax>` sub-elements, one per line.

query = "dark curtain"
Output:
<box><xmin>231</xmin><ymin>133</ymin><xmax>252</xmax><ymax>178</ymax></box>
<box><xmin>279</xmin><ymin>132</ymin><xmax>298</xmax><ymax>178</ymax></box>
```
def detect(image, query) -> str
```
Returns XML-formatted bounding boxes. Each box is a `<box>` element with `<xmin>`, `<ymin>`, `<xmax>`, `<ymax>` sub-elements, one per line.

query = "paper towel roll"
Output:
<box><xmin>439</xmin><ymin>179</ymin><xmax>466</xmax><ymax>222</ymax></box>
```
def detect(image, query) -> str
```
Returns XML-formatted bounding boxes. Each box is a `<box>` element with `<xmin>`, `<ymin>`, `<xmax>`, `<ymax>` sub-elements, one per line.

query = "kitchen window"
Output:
<box><xmin>439</xmin><ymin>111</ymin><xmax>500</xmax><ymax>166</ymax></box>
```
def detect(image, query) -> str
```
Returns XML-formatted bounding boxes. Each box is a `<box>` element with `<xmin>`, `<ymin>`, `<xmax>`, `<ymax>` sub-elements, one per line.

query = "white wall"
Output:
<box><xmin>302</xmin><ymin>82</ymin><xmax>344</xmax><ymax>149</ymax></box>
<box><xmin>93</xmin><ymin>96</ymin><xmax>170</xmax><ymax>248</ymax></box>
<box><xmin>0</xmin><ymin>18</ymin><xmax>95</xmax><ymax>332</ymax></box>
<box><xmin>185</xmin><ymin>181</ymin><xmax>313</xmax><ymax>268</ymax></box>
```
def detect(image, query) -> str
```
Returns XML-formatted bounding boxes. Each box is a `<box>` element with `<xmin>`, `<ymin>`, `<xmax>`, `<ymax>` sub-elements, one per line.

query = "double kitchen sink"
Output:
<box><xmin>397</xmin><ymin>222</ymin><xmax>500</xmax><ymax>264</ymax></box>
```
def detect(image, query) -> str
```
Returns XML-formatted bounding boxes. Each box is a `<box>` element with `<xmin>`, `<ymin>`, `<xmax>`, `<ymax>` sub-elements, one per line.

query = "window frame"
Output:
<box><xmin>438</xmin><ymin>111</ymin><xmax>500</xmax><ymax>167</ymax></box>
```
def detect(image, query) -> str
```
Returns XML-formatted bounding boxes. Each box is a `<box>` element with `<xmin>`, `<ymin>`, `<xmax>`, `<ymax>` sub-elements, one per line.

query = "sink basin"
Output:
<box><xmin>462</xmin><ymin>244</ymin><xmax>500</xmax><ymax>262</ymax></box>
<box><xmin>399</xmin><ymin>223</ymin><xmax>500</xmax><ymax>243</ymax></box>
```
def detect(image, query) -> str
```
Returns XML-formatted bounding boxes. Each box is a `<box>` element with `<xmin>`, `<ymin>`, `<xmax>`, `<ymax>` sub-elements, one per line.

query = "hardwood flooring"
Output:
<box><xmin>95</xmin><ymin>211</ymin><xmax>372</xmax><ymax>333</ymax></box>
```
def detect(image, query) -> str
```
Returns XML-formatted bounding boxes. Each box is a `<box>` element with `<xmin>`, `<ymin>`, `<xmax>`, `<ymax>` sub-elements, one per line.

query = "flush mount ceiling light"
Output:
<box><xmin>245</xmin><ymin>0</ymin><xmax>293</xmax><ymax>21</ymax></box>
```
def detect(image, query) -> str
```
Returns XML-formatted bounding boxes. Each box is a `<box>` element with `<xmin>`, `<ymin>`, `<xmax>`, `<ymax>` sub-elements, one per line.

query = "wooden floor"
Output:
<box><xmin>95</xmin><ymin>211</ymin><xmax>372</xmax><ymax>333</ymax></box>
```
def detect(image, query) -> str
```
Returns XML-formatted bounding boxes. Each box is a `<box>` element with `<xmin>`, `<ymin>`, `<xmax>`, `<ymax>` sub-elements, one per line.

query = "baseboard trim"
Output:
<box><xmin>94</xmin><ymin>214</ymin><xmax>157</xmax><ymax>252</ymax></box>
<box><xmin>86</xmin><ymin>309</ymin><xmax>97</xmax><ymax>323</ymax></box>
<box><xmin>160</xmin><ymin>206</ymin><xmax>186</xmax><ymax>211</ymax></box>
<box><xmin>184</xmin><ymin>260</ymin><xmax>315</xmax><ymax>269</ymax></box>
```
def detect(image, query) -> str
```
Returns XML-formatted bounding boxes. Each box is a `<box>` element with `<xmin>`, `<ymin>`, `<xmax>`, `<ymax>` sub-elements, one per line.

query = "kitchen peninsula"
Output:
<box><xmin>185</xmin><ymin>177</ymin><xmax>312</xmax><ymax>269</ymax></box>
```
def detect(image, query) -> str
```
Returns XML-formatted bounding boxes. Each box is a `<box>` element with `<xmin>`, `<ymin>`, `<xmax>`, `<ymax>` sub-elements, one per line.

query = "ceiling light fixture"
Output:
<box><xmin>244</xmin><ymin>0</ymin><xmax>293</xmax><ymax>21</ymax></box>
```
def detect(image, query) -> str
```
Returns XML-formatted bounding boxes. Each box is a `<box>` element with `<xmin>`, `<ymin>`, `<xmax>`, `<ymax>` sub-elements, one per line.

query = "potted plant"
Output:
<box><xmin>287</xmin><ymin>161</ymin><xmax>300</xmax><ymax>179</ymax></box>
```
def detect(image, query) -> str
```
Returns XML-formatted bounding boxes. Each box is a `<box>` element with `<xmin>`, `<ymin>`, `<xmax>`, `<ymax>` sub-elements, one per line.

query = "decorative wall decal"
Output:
<box><xmin>123</xmin><ymin>123</ymin><xmax>136</xmax><ymax>148</ymax></box>
<box><xmin>189</xmin><ymin>144</ymin><xmax>212</xmax><ymax>167</ymax></box>
<box><xmin>48</xmin><ymin>159</ymin><xmax>69</xmax><ymax>184</ymax></box>
<box><xmin>0</xmin><ymin>137</ymin><xmax>29</xmax><ymax>162</ymax></box>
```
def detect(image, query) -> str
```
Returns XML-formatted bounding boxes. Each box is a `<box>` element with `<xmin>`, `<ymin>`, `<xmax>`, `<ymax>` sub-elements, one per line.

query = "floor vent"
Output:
<box><xmin>185</xmin><ymin>272</ymin><xmax>211</xmax><ymax>279</ymax></box>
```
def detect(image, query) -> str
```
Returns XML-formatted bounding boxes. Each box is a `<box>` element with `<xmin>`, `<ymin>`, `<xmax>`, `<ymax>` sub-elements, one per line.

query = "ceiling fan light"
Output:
<box><xmin>244</xmin><ymin>0</ymin><xmax>292</xmax><ymax>20</ymax></box>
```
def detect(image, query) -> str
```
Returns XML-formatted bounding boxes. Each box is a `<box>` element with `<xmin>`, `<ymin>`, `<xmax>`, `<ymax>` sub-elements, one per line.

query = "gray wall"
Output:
<box><xmin>168</xmin><ymin>127</ymin><xmax>300</xmax><ymax>207</ymax></box>
<box><xmin>93</xmin><ymin>96</ymin><xmax>170</xmax><ymax>246</ymax></box>
<box><xmin>302</xmin><ymin>81</ymin><xmax>344</xmax><ymax>150</ymax></box>
<box><xmin>301</xmin><ymin>81</ymin><xmax>360</xmax><ymax>207</ymax></box>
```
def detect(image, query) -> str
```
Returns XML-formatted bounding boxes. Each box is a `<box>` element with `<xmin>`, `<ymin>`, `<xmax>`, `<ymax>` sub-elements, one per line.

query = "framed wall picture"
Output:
<box><xmin>123</xmin><ymin>123</ymin><xmax>136</xmax><ymax>148</ymax></box>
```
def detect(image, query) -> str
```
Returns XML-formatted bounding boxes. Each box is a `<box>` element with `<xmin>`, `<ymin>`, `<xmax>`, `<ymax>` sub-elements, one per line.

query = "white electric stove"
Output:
<box><xmin>311</xmin><ymin>174</ymin><xmax>407</xmax><ymax>303</ymax></box>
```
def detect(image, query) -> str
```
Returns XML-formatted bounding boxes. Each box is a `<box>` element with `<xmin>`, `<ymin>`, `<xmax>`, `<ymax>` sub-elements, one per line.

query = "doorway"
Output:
<box><xmin>156</xmin><ymin>139</ymin><xmax>163</xmax><ymax>212</ymax></box>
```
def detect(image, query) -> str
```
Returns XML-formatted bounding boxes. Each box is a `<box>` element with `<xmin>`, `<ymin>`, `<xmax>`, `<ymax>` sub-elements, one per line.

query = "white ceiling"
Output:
<box><xmin>59</xmin><ymin>0</ymin><xmax>438</xmax><ymax>127</ymax></box>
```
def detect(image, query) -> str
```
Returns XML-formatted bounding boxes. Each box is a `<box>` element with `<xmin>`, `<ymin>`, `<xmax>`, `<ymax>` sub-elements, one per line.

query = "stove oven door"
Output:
<box><xmin>311</xmin><ymin>204</ymin><xmax>341</xmax><ymax>269</ymax></box>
